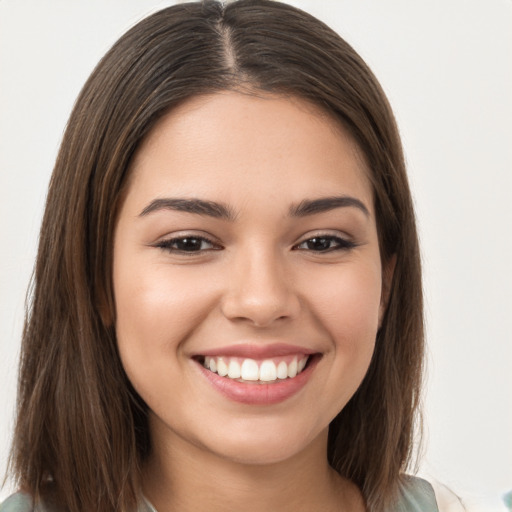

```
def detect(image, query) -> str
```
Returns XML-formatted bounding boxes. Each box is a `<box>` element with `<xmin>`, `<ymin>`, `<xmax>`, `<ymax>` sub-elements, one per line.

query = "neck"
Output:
<box><xmin>142</xmin><ymin>419</ymin><xmax>364</xmax><ymax>512</ymax></box>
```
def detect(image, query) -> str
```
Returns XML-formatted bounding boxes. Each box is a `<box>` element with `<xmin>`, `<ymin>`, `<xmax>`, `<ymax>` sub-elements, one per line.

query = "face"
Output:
<box><xmin>113</xmin><ymin>91</ymin><xmax>388</xmax><ymax>466</ymax></box>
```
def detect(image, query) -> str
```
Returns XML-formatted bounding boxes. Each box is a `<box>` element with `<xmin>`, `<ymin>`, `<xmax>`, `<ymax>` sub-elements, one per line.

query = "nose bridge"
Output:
<box><xmin>221</xmin><ymin>242</ymin><xmax>299</xmax><ymax>327</ymax></box>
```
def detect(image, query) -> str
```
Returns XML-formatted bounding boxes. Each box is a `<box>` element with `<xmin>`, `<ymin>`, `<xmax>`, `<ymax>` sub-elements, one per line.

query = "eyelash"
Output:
<box><xmin>293</xmin><ymin>235</ymin><xmax>357</xmax><ymax>253</ymax></box>
<box><xmin>154</xmin><ymin>236</ymin><xmax>220</xmax><ymax>253</ymax></box>
<box><xmin>154</xmin><ymin>234</ymin><xmax>357</xmax><ymax>254</ymax></box>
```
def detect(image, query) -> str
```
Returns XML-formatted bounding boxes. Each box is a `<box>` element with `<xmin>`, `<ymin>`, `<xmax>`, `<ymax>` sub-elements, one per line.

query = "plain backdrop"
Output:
<box><xmin>1</xmin><ymin>1</ymin><xmax>511</xmax><ymax>510</ymax></box>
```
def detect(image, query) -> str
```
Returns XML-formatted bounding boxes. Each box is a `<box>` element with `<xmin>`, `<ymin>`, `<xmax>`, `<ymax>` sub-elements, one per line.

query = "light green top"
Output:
<box><xmin>0</xmin><ymin>477</ymin><xmax>438</xmax><ymax>511</ymax></box>
<box><xmin>0</xmin><ymin>494</ymin><xmax>155</xmax><ymax>512</ymax></box>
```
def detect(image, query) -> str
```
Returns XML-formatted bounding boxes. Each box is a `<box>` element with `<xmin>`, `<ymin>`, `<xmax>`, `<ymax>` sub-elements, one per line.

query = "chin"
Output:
<box><xmin>191</xmin><ymin>419</ymin><xmax>327</xmax><ymax>467</ymax></box>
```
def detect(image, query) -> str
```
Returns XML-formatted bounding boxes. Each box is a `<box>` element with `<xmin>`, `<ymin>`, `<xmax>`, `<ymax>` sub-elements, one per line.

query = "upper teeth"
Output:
<box><xmin>203</xmin><ymin>356</ymin><xmax>309</xmax><ymax>382</ymax></box>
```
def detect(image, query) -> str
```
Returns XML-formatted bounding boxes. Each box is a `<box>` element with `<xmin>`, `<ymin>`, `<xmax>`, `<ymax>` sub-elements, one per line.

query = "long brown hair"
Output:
<box><xmin>9</xmin><ymin>1</ymin><xmax>424</xmax><ymax>511</ymax></box>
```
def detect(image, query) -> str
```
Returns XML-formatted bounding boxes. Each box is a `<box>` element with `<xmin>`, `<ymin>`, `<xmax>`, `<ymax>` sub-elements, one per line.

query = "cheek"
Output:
<box><xmin>113</xmin><ymin>261</ymin><xmax>214</xmax><ymax>388</ymax></box>
<box><xmin>288</xmin><ymin>261</ymin><xmax>382</xmax><ymax>426</ymax></box>
<box><xmin>114</xmin><ymin>258</ymin><xmax>214</xmax><ymax>338</ymax></box>
<box><xmin>307</xmin><ymin>263</ymin><xmax>382</xmax><ymax>339</ymax></box>
<box><xmin>301</xmin><ymin>260</ymin><xmax>382</xmax><ymax>395</ymax></box>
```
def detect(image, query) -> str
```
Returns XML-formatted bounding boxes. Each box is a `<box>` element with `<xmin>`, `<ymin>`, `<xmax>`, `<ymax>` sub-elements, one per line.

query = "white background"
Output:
<box><xmin>1</xmin><ymin>1</ymin><xmax>511</xmax><ymax>510</ymax></box>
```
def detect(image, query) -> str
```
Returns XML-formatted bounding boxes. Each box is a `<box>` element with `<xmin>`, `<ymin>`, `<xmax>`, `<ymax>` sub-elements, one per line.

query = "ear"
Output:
<box><xmin>379</xmin><ymin>253</ymin><xmax>397</xmax><ymax>327</ymax></box>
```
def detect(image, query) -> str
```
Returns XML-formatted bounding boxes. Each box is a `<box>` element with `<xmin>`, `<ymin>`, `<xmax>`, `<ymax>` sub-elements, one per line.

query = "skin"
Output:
<box><xmin>113</xmin><ymin>91</ymin><xmax>391</xmax><ymax>511</ymax></box>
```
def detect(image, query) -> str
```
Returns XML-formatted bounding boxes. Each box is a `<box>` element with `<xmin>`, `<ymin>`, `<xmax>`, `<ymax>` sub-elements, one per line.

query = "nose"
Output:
<box><xmin>220</xmin><ymin>246</ymin><xmax>300</xmax><ymax>328</ymax></box>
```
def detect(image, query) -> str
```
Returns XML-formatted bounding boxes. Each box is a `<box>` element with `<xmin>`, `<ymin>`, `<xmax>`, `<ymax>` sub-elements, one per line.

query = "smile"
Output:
<box><xmin>202</xmin><ymin>355</ymin><xmax>309</xmax><ymax>383</ymax></box>
<box><xmin>193</xmin><ymin>345</ymin><xmax>321</xmax><ymax>405</ymax></box>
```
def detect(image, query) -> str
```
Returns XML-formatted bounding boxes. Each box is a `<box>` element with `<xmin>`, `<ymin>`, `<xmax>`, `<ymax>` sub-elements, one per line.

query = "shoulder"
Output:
<box><xmin>1</xmin><ymin>493</ymin><xmax>154</xmax><ymax>512</ymax></box>
<box><xmin>430</xmin><ymin>480</ymin><xmax>466</xmax><ymax>512</ymax></box>
<box><xmin>0</xmin><ymin>493</ymin><xmax>33</xmax><ymax>512</ymax></box>
<box><xmin>394</xmin><ymin>475</ymin><xmax>440</xmax><ymax>512</ymax></box>
<box><xmin>0</xmin><ymin>493</ymin><xmax>58</xmax><ymax>512</ymax></box>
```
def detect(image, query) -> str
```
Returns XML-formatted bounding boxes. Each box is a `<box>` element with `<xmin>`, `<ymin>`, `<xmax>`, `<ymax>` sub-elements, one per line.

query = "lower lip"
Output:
<box><xmin>196</xmin><ymin>356</ymin><xmax>319</xmax><ymax>405</ymax></box>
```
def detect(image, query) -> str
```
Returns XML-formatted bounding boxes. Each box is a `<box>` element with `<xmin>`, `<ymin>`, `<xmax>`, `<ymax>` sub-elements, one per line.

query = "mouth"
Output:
<box><xmin>195</xmin><ymin>354</ymin><xmax>312</xmax><ymax>384</ymax></box>
<box><xmin>192</xmin><ymin>346</ymin><xmax>321</xmax><ymax>405</ymax></box>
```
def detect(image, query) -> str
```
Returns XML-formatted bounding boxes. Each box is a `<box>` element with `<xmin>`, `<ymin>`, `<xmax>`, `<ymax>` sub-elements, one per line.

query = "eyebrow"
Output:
<box><xmin>139</xmin><ymin>198</ymin><xmax>236</xmax><ymax>220</ymax></box>
<box><xmin>289</xmin><ymin>196</ymin><xmax>370</xmax><ymax>217</ymax></box>
<box><xmin>138</xmin><ymin>195</ymin><xmax>369</xmax><ymax>220</ymax></box>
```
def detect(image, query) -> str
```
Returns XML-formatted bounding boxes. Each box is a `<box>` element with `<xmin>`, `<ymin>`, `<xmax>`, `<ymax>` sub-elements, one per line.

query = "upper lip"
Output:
<box><xmin>194</xmin><ymin>343</ymin><xmax>319</xmax><ymax>359</ymax></box>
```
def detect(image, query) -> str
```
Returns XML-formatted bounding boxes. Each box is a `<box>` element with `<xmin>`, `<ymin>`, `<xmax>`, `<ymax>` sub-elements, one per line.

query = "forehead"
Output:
<box><xmin>127</xmin><ymin>91</ymin><xmax>374</xmax><ymax>215</ymax></box>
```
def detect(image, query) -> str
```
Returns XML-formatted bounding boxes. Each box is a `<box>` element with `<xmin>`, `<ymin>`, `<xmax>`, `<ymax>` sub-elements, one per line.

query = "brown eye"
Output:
<box><xmin>295</xmin><ymin>236</ymin><xmax>356</xmax><ymax>252</ymax></box>
<box><xmin>156</xmin><ymin>236</ymin><xmax>219</xmax><ymax>253</ymax></box>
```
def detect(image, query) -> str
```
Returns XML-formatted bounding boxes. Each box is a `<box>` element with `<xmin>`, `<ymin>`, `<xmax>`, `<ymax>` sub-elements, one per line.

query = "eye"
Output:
<box><xmin>155</xmin><ymin>236</ymin><xmax>221</xmax><ymax>253</ymax></box>
<box><xmin>294</xmin><ymin>235</ymin><xmax>356</xmax><ymax>252</ymax></box>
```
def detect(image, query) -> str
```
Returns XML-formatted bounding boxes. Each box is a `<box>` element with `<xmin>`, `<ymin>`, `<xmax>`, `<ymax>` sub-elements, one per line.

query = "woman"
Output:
<box><xmin>2</xmin><ymin>1</ymin><xmax>432</xmax><ymax>510</ymax></box>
